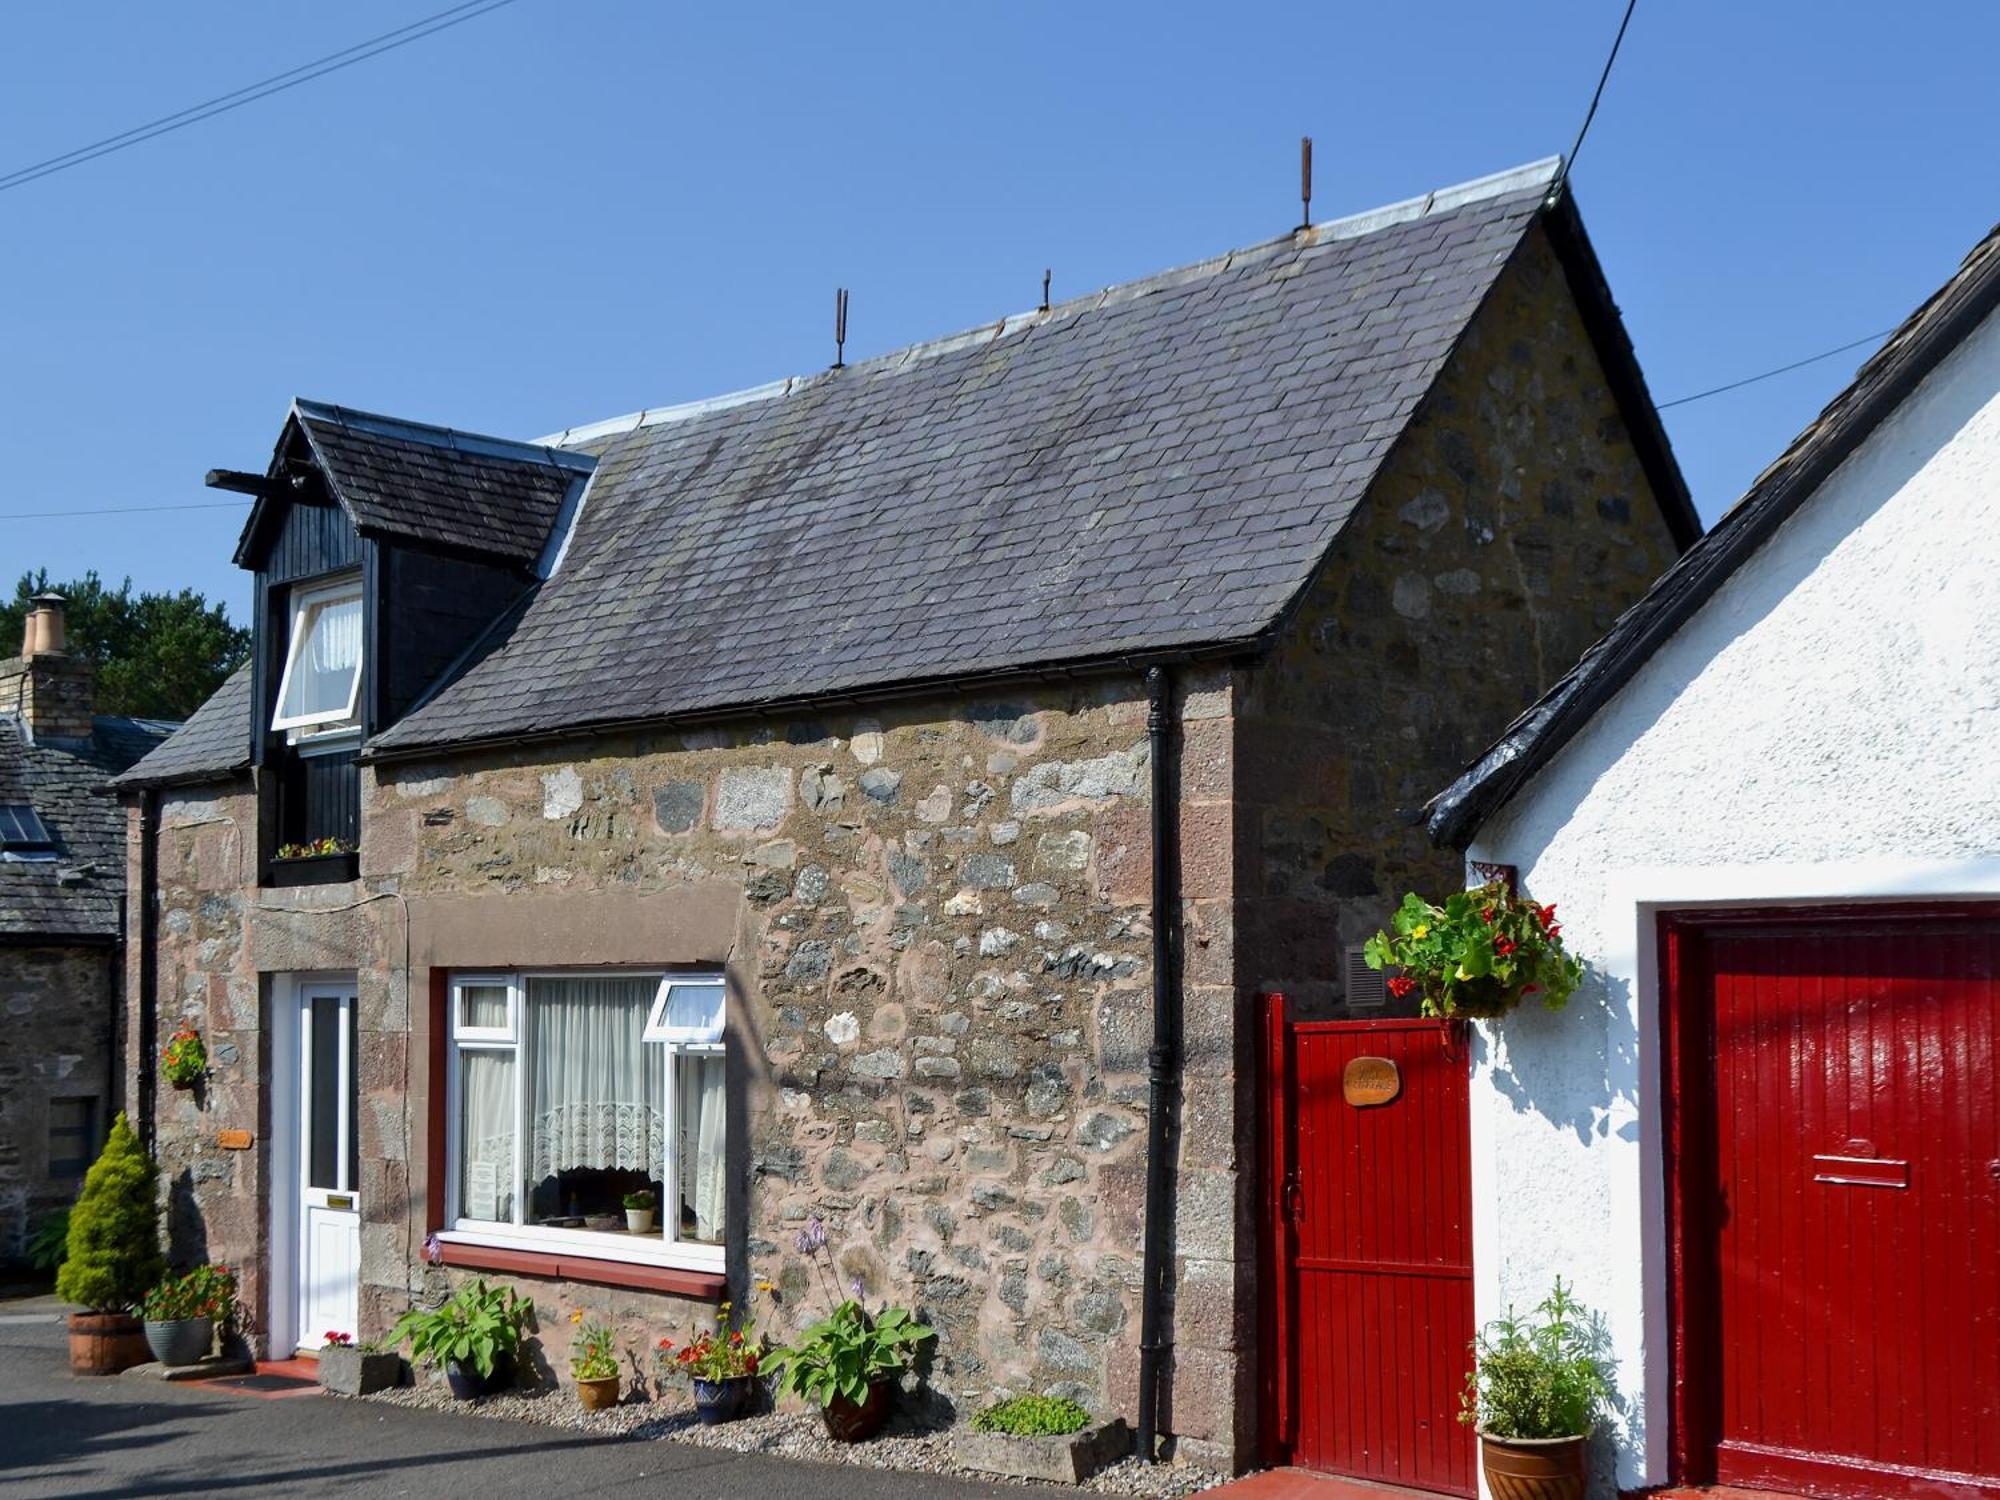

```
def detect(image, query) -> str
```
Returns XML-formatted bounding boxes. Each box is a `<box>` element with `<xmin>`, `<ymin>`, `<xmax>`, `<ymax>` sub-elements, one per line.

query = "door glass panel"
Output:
<box><xmin>308</xmin><ymin>995</ymin><xmax>341</xmax><ymax>1189</ymax></box>
<box><xmin>457</xmin><ymin>1049</ymin><xmax>516</xmax><ymax>1222</ymax></box>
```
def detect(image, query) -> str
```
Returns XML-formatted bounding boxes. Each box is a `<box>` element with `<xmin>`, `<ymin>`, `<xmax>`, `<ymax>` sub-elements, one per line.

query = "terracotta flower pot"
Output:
<box><xmin>1478</xmin><ymin>1428</ymin><xmax>1590</xmax><ymax>1500</ymax></box>
<box><xmin>821</xmin><ymin>1379</ymin><xmax>892</xmax><ymax>1442</ymax></box>
<box><xmin>575</xmin><ymin>1373</ymin><xmax>621</xmax><ymax>1410</ymax></box>
<box><xmin>67</xmin><ymin>1312</ymin><xmax>150</xmax><ymax>1376</ymax></box>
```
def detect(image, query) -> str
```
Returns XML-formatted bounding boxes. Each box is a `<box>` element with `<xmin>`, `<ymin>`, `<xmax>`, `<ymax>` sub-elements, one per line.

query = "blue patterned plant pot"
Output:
<box><xmin>693</xmin><ymin>1375</ymin><xmax>751</xmax><ymax>1425</ymax></box>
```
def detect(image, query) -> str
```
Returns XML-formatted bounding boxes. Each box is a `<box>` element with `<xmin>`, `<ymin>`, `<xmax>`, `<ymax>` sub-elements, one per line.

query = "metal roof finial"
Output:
<box><xmin>1300</xmin><ymin>135</ymin><xmax>1313</xmax><ymax>230</ymax></box>
<box><xmin>834</xmin><ymin>288</ymin><xmax>849</xmax><ymax>369</ymax></box>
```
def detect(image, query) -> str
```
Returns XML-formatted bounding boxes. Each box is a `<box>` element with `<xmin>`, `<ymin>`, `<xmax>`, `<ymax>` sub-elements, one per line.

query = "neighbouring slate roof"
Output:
<box><xmin>1426</xmin><ymin>216</ymin><xmax>2000</xmax><ymax>849</ymax></box>
<box><xmin>2</xmin><ymin>712</ymin><xmax>175</xmax><ymax>940</ymax></box>
<box><xmin>370</xmin><ymin>157</ymin><xmax>1592</xmax><ymax>754</ymax></box>
<box><xmin>237</xmin><ymin>401</ymin><xmax>593</xmax><ymax>569</ymax></box>
<box><xmin>108</xmin><ymin>665</ymin><xmax>252</xmax><ymax>792</ymax></box>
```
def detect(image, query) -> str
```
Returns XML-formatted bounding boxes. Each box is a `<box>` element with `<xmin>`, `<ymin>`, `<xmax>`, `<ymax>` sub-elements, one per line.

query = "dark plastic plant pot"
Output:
<box><xmin>143</xmin><ymin>1316</ymin><xmax>213</xmax><ymax>1368</ymax></box>
<box><xmin>692</xmin><ymin>1375</ymin><xmax>753</xmax><ymax>1425</ymax></box>
<box><xmin>444</xmin><ymin>1351</ymin><xmax>513</xmax><ymax>1400</ymax></box>
<box><xmin>821</xmin><ymin>1379</ymin><xmax>893</xmax><ymax>1442</ymax></box>
<box><xmin>267</xmin><ymin>852</ymin><xmax>358</xmax><ymax>887</ymax></box>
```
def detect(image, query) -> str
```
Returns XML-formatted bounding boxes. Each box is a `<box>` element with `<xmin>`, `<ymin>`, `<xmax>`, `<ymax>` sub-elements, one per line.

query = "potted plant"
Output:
<box><xmin>268</xmin><ymin>836</ymin><xmax>359</xmax><ymax>886</ymax></box>
<box><xmin>317</xmin><ymin>1330</ymin><xmax>401</xmax><ymax>1396</ymax></box>
<box><xmin>138</xmin><ymin>1264</ymin><xmax>234</xmax><ymax>1367</ymax></box>
<box><xmin>388</xmin><ymin>1278</ymin><xmax>532</xmax><ymax>1400</ymax></box>
<box><xmin>957</xmin><ymin>1395</ymin><xmax>1133</xmax><ymax>1484</ymax></box>
<box><xmin>55</xmin><ymin>1112</ymin><xmax>163</xmax><ymax>1375</ymax></box>
<box><xmin>657</xmin><ymin>1299</ymin><xmax>762</xmax><ymax>1426</ymax></box>
<box><xmin>568</xmin><ymin>1311</ymin><xmax>621</xmax><ymax>1410</ymax></box>
<box><xmin>1461</xmin><ymin>1279</ymin><xmax>1612</xmax><ymax>1500</ymax></box>
<box><xmin>1364</xmin><ymin>879</ymin><xmax>1582</xmax><ymax>1020</ymax></box>
<box><xmin>767</xmin><ymin>1299</ymin><xmax>931</xmax><ymax>1440</ymax></box>
<box><xmin>160</xmin><ymin>1025</ymin><xmax>207</xmax><ymax>1091</ymax></box>
<box><xmin>622</xmin><ymin>1188</ymin><xmax>656</xmax><ymax>1235</ymax></box>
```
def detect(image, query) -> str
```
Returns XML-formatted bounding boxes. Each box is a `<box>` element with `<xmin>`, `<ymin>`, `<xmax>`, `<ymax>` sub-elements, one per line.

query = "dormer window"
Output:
<box><xmin>271</xmin><ymin>577</ymin><xmax>363</xmax><ymax>734</ymax></box>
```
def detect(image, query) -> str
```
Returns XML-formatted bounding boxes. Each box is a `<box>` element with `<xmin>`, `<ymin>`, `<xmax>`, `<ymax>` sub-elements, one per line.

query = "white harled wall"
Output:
<box><xmin>1462</xmin><ymin>305</ymin><xmax>2000</xmax><ymax>1493</ymax></box>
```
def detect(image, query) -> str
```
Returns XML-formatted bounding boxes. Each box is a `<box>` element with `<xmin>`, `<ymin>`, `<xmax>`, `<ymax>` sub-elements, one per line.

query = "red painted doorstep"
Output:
<box><xmin>1203</xmin><ymin>1470</ymin><xmax>1440</xmax><ymax>1500</ymax></box>
<box><xmin>187</xmin><ymin>1358</ymin><xmax>326</xmax><ymax>1400</ymax></box>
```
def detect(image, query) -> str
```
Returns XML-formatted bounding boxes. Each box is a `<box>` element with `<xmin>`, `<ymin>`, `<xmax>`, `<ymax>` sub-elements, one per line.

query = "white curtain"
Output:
<box><xmin>278</xmin><ymin>590</ymin><xmax>362</xmax><ymax>722</ymax></box>
<box><xmin>526</xmin><ymin>976</ymin><xmax>664</xmax><ymax>1182</ymax></box>
<box><xmin>678</xmin><ymin>1053</ymin><xmax>726</xmax><ymax>1243</ymax></box>
<box><xmin>458</xmin><ymin>1049</ymin><xmax>515</xmax><ymax>1222</ymax></box>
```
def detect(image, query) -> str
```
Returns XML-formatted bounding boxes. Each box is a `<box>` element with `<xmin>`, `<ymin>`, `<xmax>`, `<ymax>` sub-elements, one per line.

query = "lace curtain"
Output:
<box><xmin>678</xmin><ymin>1053</ymin><xmax>726</xmax><ymax>1242</ymax></box>
<box><xmin>277</xmin><ymin>589</ymin><xmax>362</xmax><ymax>723</ymax></box>
<box><xmin>526</xmin><ymin>975</ymin><xmax>664</xmax><ymax>1181</ymax></box>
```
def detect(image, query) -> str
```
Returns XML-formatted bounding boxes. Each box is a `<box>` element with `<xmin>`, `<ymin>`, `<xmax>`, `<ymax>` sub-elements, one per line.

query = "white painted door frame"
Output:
<box><xmin>267</xmin><ymin>973</ymin><xmax>360</xmax><ymax>1357</ymax></box>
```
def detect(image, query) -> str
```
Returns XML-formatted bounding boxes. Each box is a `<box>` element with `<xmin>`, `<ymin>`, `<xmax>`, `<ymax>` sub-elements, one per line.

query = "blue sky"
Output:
<box><xmin>3</xmin><ymin>2</ymin><xmax>1995</xmax><ymax>621</ymax></box>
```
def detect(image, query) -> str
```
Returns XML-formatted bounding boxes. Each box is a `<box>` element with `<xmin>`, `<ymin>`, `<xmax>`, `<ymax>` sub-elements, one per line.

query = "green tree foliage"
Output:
<box><xmin>55</xmin><ymin>1113</ymin><xmax>163</xmax><ymax>1313</ymax></box>
<box><xmin>2</xmin><ymin>569</ymin><xmax>248</xmax><ymax>722</ymax></box>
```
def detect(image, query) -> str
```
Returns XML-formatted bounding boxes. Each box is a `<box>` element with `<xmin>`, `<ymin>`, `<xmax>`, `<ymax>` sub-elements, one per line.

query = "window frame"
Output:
<box><xmin>270</xmin><ymin>574</ymin><xmax>365</xmax><ymax>735</ymax></box>
<box><xmin>440</xmin><ymin>968</ymin><xmax>727</xmax><ymax>1273</ymax></box>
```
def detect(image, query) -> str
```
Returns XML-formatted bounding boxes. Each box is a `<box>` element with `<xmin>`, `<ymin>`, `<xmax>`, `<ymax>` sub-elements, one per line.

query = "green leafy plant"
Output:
<box><xmin>971</xmin><ymin>1393</ymin><xmax>1092</xmax><ymax>1436</ymax></box>
<box><xmin>55</xmin><ymin>1113</ymin><xmax>163</xmax><ymax>1313</ymax></box>
<box><xmin>621</xmin><ymin>1188</ymin><xmax>656</xmax><ymax>1212</ymax></box>
<box><xmin>568</xmin><ymin>1313</ymin><xmax>619</xmax><ymax>1381</ymax></box>
<box><xmin>160</xmin><ymin>1025</ymin><xmax>207</xmax><ymax>1088</ymax></box>
<box><xmin>388</xmin><ymin>1278</ymin><xmax>532</xmax><ymax>1380</ymax></box>
<box><xmin>767</xmin><ymin>1300</ymin><xmax>931</xmax><ymax>1409</ymax></box>
<box><xmin>658</xmin><ymin>1299</ymin><xmax>762</xmax><ymax>1382</ymax></box>
<box><xmin>26</xmin><ymin>1208</ymin><xmax>70</xmax><ymax>1273</ymax></box>
<box><xmin>274</xmin><ymin>837</ymin><xmax>355</xmax><ymax>859</ymax></box>
<box><xmin>1461</xmin><ymin>1279</ymin><xmax>1612</xmax><ymax>1439</ymax></box>
<box><xmin>140</xmin><ymin>1264</ymin><xmax>236</xmax><ymax>1324</ymax></box>
<box><xmin>1363</xmin><ymin>880</ymin><xmax>1582</xmax><ymax>1020</ymax></box>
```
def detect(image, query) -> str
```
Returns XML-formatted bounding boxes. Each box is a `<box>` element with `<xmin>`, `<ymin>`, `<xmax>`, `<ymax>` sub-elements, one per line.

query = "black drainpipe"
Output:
<box><xmin>1135</xmin><ymin>664</ymin><xmax>1182</xmax><ymax>1461</ymax></box>
<box><xmin>136</xmin><ymin>788</ymin><xmax>160</xmax><ymax>1152</ymax></box>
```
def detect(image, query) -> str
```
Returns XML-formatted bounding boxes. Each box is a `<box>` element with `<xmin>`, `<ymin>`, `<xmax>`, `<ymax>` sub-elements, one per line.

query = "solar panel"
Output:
<box><xmin>0</xmin><ymin>803</ymin><xmax>55</xmax><ymax>849</ymax></box>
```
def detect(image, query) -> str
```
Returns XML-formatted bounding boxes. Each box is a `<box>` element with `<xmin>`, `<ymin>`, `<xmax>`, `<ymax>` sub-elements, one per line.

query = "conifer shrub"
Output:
<box><xmin>55</xmin><ymin>1113</ymin><xmax>163</xmax><ymax>1314</ymax></box>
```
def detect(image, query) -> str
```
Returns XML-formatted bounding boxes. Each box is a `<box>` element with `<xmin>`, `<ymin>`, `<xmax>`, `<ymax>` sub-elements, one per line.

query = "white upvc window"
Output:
<box><xmin>271</xmin><ymin>576</ymin><xmax>363</xmax><ymax>733</ymax></box>
<box><xmin>443</xmin><ymin>970</ymin><xmax>728</xmax><ymax>1272</ymax></box>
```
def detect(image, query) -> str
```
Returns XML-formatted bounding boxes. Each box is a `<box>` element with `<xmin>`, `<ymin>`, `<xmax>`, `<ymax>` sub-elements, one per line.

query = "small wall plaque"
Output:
<box><xmin>217</xmin><ymin>1128</ymin><xmax>254</xmax><ymax>1150</ymax></box>
<box><xmin>1342</xmin><ymin>1056</ymin><xmax>1401</xmax><ymax>1107</ymax></box>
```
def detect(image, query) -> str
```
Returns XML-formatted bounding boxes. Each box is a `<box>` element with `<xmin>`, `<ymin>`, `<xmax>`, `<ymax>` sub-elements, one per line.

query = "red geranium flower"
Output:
<box><xmin>1495</xmin><ymin>936</ymin><xmax>1518</xmax><ymax>956</ymax></box>
<box><xmin>1386</xmin><ymin>976</ymin><xmax>1416</xmax><ymax>999</ymax></box>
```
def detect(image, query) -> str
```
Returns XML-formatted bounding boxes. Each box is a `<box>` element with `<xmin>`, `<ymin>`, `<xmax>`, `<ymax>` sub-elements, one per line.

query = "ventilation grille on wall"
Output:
<box><xmin>1343</xmin><ymin>944</ymin><xmax>1387</xmax><ymax>1008</ymax></box>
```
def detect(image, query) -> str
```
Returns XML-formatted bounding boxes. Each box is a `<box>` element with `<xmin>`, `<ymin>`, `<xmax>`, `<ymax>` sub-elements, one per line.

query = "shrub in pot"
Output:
<box><xmin>316</xmin><ymin>1331</ymin><xmax>401</xmax><ymax>1396</ymax></box>
<box><xmin>388</xmin><ymin>1278</ymin><xmax>532</xmax><ymax>1400</ymax></box>
<box><xmin>622</xmin><ymin>1188</ymin><xmax>656</xmax><ymax>1235</ymax></box>
<box><xmin>139</xmin><ymin>1264</ymin><xmax>235</xmax><ymax>1367</ymax></box>
<box><xmin>55</xmin><ymin>1113</ymin><xmax>163</xmax><ymax>1375</ymax></box>
<box><xmin>768</xmin><ymin>1299</ymin><xmax>931</xmax><ymax>1441</ymax></box>
<box><xmin>658</xmin><ymin>1299</ymin><xmax>762</xmax><ymax>1426</ymax></box>
<box><xmin>1364</xmin><ymin>880</ymin><xmax>1582</xmax><ymax>1021</ymax></box>
<box><xmin>568</xmin><ymin>1312</ymin><xmax>621</xmax><ymax>1410</ymax></box>
<box><xmin>1461</xmin><ymin>1279</ymin><xmax>1612</xmax><ymax>1500</ymax></box>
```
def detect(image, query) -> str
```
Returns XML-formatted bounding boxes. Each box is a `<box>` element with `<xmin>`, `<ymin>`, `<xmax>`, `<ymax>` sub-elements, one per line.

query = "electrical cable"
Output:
<box><xmin>1559</xmin><ymin>0</ymin><xmax>1639</xmax><ymax>190</ymax></box>
<box><xmin>1657</xmin><ymin>328</ymin><xmax>1897</xmax><ymax>409</ymax></box>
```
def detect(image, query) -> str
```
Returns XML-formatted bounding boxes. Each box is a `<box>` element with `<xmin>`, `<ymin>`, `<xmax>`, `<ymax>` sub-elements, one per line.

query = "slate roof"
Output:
<box><xmin>1426</xmin><ymin>216</ymin><xmax>2000</xmax><ymax>848</ymax></box>
<box><xmin>2</xmin><ymin>713</ymin><xmax>174</xmax><ymax>941</ymax></box>
<box><xmin>370</xmin><ymin>157</ymin><xmax>1607</xmax><ymax>755</ymax></box>
<box><xmin>236</xmin><ymin>401</ymin><xmax>593</xmax><ymax>569</ymax></box>
<box><xmin>108</xmin><ymin>665</ymin><xmax>252</xmax><ymax>792</ymax></box>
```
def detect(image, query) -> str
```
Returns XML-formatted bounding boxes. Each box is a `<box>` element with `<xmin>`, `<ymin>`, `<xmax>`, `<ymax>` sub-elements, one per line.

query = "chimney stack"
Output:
<box><xmin>4</xmin><ymin>594</ymin><xmax>94</xmax><ymax>741</ymax></box>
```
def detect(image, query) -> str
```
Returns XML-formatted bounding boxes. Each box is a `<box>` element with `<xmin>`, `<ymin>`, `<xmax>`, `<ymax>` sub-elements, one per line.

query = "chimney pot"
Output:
<box><xmin>24</xmin><ymin>594</ymin><xmax>67</xmax><ymax>657</ymax></box>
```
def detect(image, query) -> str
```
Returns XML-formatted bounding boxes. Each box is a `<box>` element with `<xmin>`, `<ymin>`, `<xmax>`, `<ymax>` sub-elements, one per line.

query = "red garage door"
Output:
<box><xmin>1664</xmin><ymin>908</ymin><xmax>2000</xmax><ymax>1500</ymax></box>
<box><xmin>1262</xmin><ymin>996</ymin><xmax>1475</xmax><ymax>1496</ymax></box>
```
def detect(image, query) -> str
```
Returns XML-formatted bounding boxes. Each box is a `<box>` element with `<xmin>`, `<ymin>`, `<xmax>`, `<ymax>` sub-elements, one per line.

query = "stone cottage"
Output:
<box><xmin>112</xmin><ymin>156</ymin><xmax>1695</xmax><ymax>1472</ymax></box>
<box><xmin>1</xmin><ymin>596</ymin><xmax>172</xmax><ymax>1268</ymax></box>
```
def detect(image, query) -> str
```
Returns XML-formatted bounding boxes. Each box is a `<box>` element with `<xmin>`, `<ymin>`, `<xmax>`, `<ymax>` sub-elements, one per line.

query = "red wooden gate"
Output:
<box><xmin>1665</xmin><ymin>907</ymin><xmax>2000</xmax><ymax>1500</ymax></box>
<box><xmin>1262</xmin><ymin>994</ymin><xmax>1475</xmax><ymax>1495</ymax></box>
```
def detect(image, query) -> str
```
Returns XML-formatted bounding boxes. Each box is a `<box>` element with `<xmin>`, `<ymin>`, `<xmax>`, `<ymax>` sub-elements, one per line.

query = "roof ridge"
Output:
<box><xmin>533</xmin><ymin>156</ymin><xmax>1562</xmax><ymax>449</ymax></box>
<box><xmin>293</xmin><ymin>398</ymin><xmax>595</xmax><ymax>474</ymax></box>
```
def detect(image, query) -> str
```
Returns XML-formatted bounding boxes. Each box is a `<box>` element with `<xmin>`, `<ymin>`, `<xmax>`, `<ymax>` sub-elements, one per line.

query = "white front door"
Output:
<box><xmin>297</xmin><ymin>984</ymin><xmax>359</xmax><ymax>1350</ymax></box>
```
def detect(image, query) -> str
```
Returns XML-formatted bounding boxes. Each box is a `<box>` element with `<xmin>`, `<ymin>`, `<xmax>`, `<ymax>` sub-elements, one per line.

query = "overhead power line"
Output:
<box><xmin>1</xmin><ymin>500</ymin><xmax>248</xmax><ymax>520</ymax></box>
<box><xmin>1658</xmin><ymin>328</ymin><xmax>1897</xmax><ymax>410</ymax></box>
<box><xmin>1559</xmin><ymin>0</ymin><xmax>1639</xmax><ymax>190</ymax></box>
<box><xmin>0</xmin><ymin>0</ymin><xmax>523</xmax><ymax>195</ymax></box>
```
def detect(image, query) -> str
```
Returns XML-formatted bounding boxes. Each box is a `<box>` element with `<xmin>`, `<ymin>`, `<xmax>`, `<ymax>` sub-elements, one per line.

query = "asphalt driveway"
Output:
<box><xmin>0</xmin><ymin>1299</ymin><xmax>1030</xmax><ymax>1499</ymax></box>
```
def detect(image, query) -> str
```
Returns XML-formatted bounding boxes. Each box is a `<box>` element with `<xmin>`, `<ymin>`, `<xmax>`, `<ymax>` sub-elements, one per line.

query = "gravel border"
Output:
<box><xmin>352</xmin><ymin>1381</ymin><xmax>1225</xmax><ymax>1496</ymax></box>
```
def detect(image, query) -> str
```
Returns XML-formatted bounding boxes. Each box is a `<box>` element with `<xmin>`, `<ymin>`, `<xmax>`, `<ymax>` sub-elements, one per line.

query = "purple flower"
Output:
<box><xmin>850</xmin><ymin>1277</ymin><xmax>865</xmax><ymax>1299</ymax></box>
<box><xmin>795</xmin><ymin>1217</ymin><xmax>827</xmax><ymax>1255</ymax></box>
<box><xmin>421</xmin><ymin>1232</ymin><xmax>442</xmax><ymax>1265</ymax></box>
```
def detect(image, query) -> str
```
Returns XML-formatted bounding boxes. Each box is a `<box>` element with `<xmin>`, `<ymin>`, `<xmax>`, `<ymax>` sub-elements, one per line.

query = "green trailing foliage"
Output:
<box><xmin>971</xmin><ymin>1394</ymin><xmax>1092</xmax><ymax>1437</ymax></box>
<box><xmin>55</xmin><ymin>1113</ymin><xmax>163</xmax><ymax>1313</ymax></box>
<box><xmin>389</xmin><ymin>1278</ymin><xmax>532</xmax><ymax>1380</ymax></box>
<box><xmin>26</xmin><ymin>1208</ymin><xmax>70</xmax><ymax>1273</ymax></box>
<box><xmin>1364</xmin><ymin>880</ymin><xmax>1582</xmax><ymax>1020</ymax></box>
<box><xmin>766</xmin><ymin>1300</ymin><xmax>932</xmax><ymax>1409</ymax></box>
<box><xmin>1460</xmin><ymin>1279</ymin><xmax>1612</xmax><ymax>1440</ymax></box>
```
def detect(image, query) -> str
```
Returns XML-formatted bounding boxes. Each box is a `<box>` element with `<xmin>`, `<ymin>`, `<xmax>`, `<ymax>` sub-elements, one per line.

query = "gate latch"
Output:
<box><xmin>1283</xmin><ymin>1171</ymin><xmax>1304</xmax><ymax>1224</ymax></box>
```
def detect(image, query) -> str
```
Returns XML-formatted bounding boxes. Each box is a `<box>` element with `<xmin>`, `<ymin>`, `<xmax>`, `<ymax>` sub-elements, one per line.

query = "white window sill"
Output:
<box><xmin>437</xmin><ymin>1225</ymin><xmax>724</xmax><ymax>1274</ymax></box>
